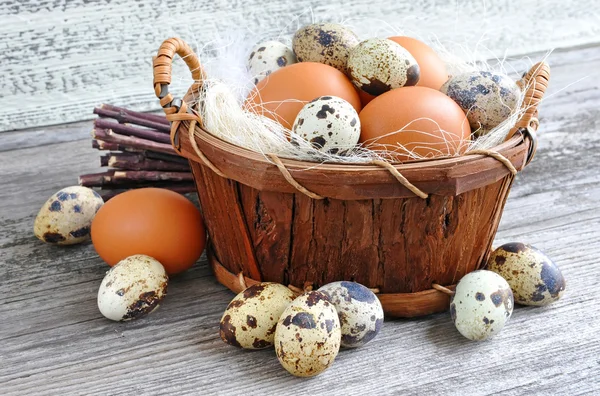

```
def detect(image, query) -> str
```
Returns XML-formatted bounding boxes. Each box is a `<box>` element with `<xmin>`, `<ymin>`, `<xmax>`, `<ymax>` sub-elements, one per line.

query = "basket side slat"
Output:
<box><xmin>340</xmin><ymin>200</ymin><xmax>380</xmax><ymax>287</ymax></box>
<box><xmin>287</xmin><ymin>194</ymin><xmax>318</xmax><ymax>286</ymax></box>
<box><xmin>478</xmin><ymin>174</ymin><xmax>516</xmax><ymax>268</ymax></box>
<box><xmin>237</xmin><ymin>185</ymin><xmax>292</xmax><ymax>285</ymax></box>
<box><xmin>378</xmin><ymin>199</ymin><xmax>411</xmax><ymax>291</ymax></box>
<box><xmin>189</xmin><ymin>162</ymin><xmax>262</xmax><ymax>281</ymax></box>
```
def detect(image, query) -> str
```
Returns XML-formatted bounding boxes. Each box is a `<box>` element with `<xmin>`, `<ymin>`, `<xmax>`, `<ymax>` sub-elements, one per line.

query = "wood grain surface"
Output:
<box><xmin>2</xmin><ymin>0</ymin><xmax>600</xmax><ymax>132</ymax></box>
<box><xmin>1</xmin><ymin>44</ymin><xmax>600</xmax><ymax>396</ymax></box>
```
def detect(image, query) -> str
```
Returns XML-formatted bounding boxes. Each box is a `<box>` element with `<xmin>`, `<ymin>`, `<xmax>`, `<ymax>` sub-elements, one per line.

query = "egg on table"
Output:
<box><xmin>97</xmin><ymin>254</ymin><xmax>168</xmax><ymax>321</ymax></box>
<box><xmin>292</xmin><ymin>23</ymin><xmax>359</xmax><ymax>73</ymax></box>
<box><xmin>318</xmin><ymin>281</ymin><xmax>384</xmax><ymax>348</ymax></box>
<box><xmin>451</xmin><ymin>270</ymin><xmax>514</xmax><ymax>341</ymax></box>
<box><xmin>291</xmin><ymin>96</ymin><xmax>360</xmax><ymax>154</ymax></box>
<box><xmin>34</xmin><ymin>186</ymin><xmax>104</xmax><ymax>245</ymax></box>
<box><xmin>245</xmin><ymin>62</ymin><xmax>361</xmax><ymax>129</ymax></box>
<box><xmin>219</xmin><ymin>283</ymin><xmax>296</xmax><ymax>349</ymax></box>
<box><xmin>487</xmin><ymin>242</ymin><xmax>566</xmax><ymax>306</ymax></box>
<box><xmin>347</xmin><ymin>38</ymin><xmax>420</xmax><ymax>96</ymax></box>
<box><xmin>441</xmin><ymin>71</ymin><xmax>521</xmax><ymax>132</ymax></box>
<box><xmin>248</xmin><ymin>41</ymin><xmax>297</xmax><ymax>84</ymax></box>
<box><xmin>359</xmin><ymin>86</ymin><xmax>471</xmax><ymax>160</ymax></box>
<box><xmin>91</xmin><ymin>188</ymin><xmax>206</xmax><ymax>275</ymax></box>
<box><xmin>275</xmin><ymin>291</ymin><xmax>341</xmax><ymax>377</ymax></box>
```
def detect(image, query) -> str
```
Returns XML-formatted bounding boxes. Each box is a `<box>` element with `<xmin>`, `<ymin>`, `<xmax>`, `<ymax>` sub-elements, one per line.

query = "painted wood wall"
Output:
<box><xmin>1</xmin><ymin>0</ymin><xmax>599</xmax><ymax>132</ymax></box>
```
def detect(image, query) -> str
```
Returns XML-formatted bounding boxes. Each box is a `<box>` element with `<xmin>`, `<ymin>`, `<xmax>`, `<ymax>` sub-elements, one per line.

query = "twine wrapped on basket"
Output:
<box><xmin>153</xmin><ymin>37</ymin><xmax>550</xmax><ymax>317</ymax></box>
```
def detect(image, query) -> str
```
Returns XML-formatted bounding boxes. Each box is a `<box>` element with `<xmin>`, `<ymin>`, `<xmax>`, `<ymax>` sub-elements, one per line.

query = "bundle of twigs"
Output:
<box><xmin>79</xmin><ymin>104</ymin><xmax>194</xmax><ymax>200</ymax></box>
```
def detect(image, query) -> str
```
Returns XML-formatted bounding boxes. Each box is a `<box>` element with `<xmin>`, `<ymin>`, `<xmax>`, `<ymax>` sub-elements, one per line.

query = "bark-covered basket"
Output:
<box><xmin>153</xmin><ymin>38</ymin><xmax>550</xmax><ymax>317</ymax></box>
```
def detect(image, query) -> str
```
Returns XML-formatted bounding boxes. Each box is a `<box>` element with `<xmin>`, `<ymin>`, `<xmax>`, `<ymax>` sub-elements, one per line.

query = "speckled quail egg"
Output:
<box><xmin>487</xmin><ymin>242</ymin><xmax>566</xmax><ymax>306</ymax></box>
<box><xmin>97</xmin><ymin>255</ymin><xmax>168</xmax><ymax>321</ymax></box>
<box><xmin>347</xmin><ymin>38</ymin><xmax>420</xmax><ymax>96</ymax></box>
<box><xmin>441</xmin><ymin>71</ymin><xmax>521</xmax><ymax>132</ymax></box>
<box><xmin>34</xmin><ymin>186</ymin><xmax>104</xmax><ymax>245</ymax></box>
<box><xmin>248</xmin><ymin>41</ymin><xmax>297</xmax><ymax>84</ymax></box>
<box><xmin>219</xmin><ymin>282</ymin><xmax>296</xmax><ymax>349</ymax></box>
<box><xmin>292</xmin><ymin>23</ymin><xmax>359</xmax><ymax>73</ymax></box>
<box><xmin>318</xmin><ymin>281</ymin><xmax>383</xmax><ymax>348</ymax></box>
<box><xmin>450</xmin><ymin>270</ymin><xmax>514</xmax><ymax>341</ymax></box>
<box><xmin>292</xmin><ymin>96</ymin><xmax>360</xmax><ymax>154</ymax></box>
<box><xmin>275</xmin><ymin>291</ymin><xmax>341</xmax><ymax>377</ymax></box>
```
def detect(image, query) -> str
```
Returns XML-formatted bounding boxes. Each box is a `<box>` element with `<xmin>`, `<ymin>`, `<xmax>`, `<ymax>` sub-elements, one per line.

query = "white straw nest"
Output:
<box><xmin>186</xmin><ymin>31</ymin><xmax>544</xmax><ymax>166</ymax></box>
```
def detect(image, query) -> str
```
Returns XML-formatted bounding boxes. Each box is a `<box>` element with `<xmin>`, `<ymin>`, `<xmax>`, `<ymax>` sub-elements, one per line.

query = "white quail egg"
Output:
<box><xmin>292</xmin><ymin>95</ymin><xmax>360</xmax><ymax>155</ymax></box>
<box><xmin>347</xmin><ymin>38</ymin><xmax>420</xmax><ymax>96</ymax></box>
<box><xmin>292</xmin><ymin>23</ymin><xmax>359</xmax><ymax>73</ymax></box>
<box><xmin>487</xmin><ymin>242</ymin><xmax>566</xmax><ymax>306</ymax></box>
<box><xmin>248</xmin><ymin>41</ymin><xmax>297</xmax><ymax>84</ymax></box>
<box><xmin>97</xmin><ymin>255</ymin><xmax>168</xmax><ymax>321</ymax></box>
<box><xmin>275</xmin><ymin>291</ymin><xmax>341</xmax><ymax>377</ymax></box>
<box><xmin>219</xmin><ymin>282</ymin><xmax>296</xmax><ymax>349</ymax></box>
<box><xmin>440</xmin><ymin>71</ymin><xmax>521</xmax><ymax>132</ymax></box>
<box><xmin>318</xmin><ymin>281</ymin><xmax>384</xmax><ymax>348</ymax></box>
<box><xmin>34</xmin><ymin>186</ymin><xmax>104</xmax><ymax>245</ymax></box>
<box><xmin>451</xmin><ymin>270</ymin><xmax>514</xmax><ymax>341</ymax></box>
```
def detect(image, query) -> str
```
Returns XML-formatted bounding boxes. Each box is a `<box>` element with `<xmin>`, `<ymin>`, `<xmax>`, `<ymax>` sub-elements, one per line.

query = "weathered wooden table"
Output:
<box><xmin>1</xmin><ymin>44</ymin><xmax>599</xmax><ymax>395</ymax></box>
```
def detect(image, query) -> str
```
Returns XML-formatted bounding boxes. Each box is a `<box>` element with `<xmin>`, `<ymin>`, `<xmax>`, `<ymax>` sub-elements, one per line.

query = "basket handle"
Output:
<box><xmin>153</xmin><ymin>38</ymin><xmax>205</xmax><ymax>150</ymax></box>
<box><xmin>510</xmin><ymin>61</ymin><xmax>550</xmax><ymax>165</ymax></box>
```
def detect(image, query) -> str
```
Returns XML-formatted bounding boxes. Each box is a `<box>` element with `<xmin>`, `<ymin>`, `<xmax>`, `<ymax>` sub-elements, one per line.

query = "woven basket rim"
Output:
<box><xmin>187</xmin><ymin>116</ymin><xmax>525</xmax><ymax>172</ymax></box>
<box><xmin>175</xmin><ymin>113</ymin><xmax>530</xmax><ymax>199</ymax></box>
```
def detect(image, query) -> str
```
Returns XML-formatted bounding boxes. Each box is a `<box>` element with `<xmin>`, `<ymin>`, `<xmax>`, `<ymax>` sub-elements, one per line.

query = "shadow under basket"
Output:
<box><xmin>152</xmin><ymin>37</ymin><xmax>550</xmax><ymax>317</ymax></box>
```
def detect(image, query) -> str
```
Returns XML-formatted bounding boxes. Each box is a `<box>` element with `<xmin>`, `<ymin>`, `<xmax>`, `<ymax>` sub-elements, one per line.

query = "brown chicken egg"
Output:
<box><xmin>245</xmin><ymin>62</ymin><xmax>361</xmax><ymax>129</ymax></box>
<box><xmin>357</xmin><ymin>88</ymin><xmax>376</xmax><ymax>107</ymax></box>
<box><xmin>388</xmin><ymin>36</ymin><xmax>448</xmax><ymax>90</ymax></box>
<box><xmin>359</xmin><ymin>86</ymin><xmax>471</xmax><ymax>160</ymax></box>
<box><xmin>91</xmin><ymin>188</ymin><xmax>206</xmax><ymax>275</ymax></box>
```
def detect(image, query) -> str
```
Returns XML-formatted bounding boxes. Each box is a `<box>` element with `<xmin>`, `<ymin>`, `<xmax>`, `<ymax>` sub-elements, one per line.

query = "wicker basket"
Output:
<box><xmin>152</xmin><ymin>38</ymin><xmax>550</xmax><ymax>317</ymax></box>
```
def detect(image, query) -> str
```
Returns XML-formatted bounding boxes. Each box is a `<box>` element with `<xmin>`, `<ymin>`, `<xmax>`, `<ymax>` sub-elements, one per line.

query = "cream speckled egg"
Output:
<box><xmin>219</xmin><ymin>282</ymin><xmax>296</xmax><ymax>349</ymax></box>
<box><xmin>451</xmin><ymin>270</ymin><xmax>514</xmax><ymax>341</ymax></box>
<box><xmin>441</xmin><ymin>71</ymin><xmax>521</xmax><ymax>132</ymax></box>
<box><xmin>275</xmin><ymin>291</ymin><xmax>341</xmax><ymax>377</ymax></box>
<box><xmin>248</xmin><ymin>41</ymin><xmax>297</xmax><ymax>84</ymax></box>
<box><xmin>34</xmin><ymin>186</ymin><xmax>104</xmax><ymax>245</ymax></box>
<box><xmin>318</xmin><ymin>281</ymin><xmax>383</xmax><ymax>348</ymax></box>
<box><xmin>292</xmin><ymin>23</ymin><xmax>359</xmax><ymax>73</ymax></box>
<box><xmin>347</xmin><ymin>38</ymin><xmax>420</xmax><ymax>96</ymax></box>
<box><xmin>487</xmin><ymin>242</ymin><xmax>566</xmax><ymax>306</ymax></box>
<box><xmin>292</xmin><ymin>96</ymin><xmax>360</xmax><ymax>154</ymax></box>
<box><xmin>97</xmin><ymin>255</ymin><xmax>168</xmax><ymax>321</ymax></box>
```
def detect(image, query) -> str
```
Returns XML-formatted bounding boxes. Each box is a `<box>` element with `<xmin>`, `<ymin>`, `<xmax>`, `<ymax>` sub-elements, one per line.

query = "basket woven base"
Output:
<box><xmin>207</xmin><ymin>242</ymin><xmax>455</xmax><ymax>317</ymax></box>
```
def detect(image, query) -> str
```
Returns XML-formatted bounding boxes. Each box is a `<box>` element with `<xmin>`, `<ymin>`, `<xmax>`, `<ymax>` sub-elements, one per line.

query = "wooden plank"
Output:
<box><xmin>3</xmin><ymin>0</ymin><xmax>600</xmax><ymax>132</ymax></box>
<box><xmin>1</xmin><ymin>43</ymin><xmax>600</xmax><ymax>395</ymax></box>
<box><xmin>0</xmin><ymin>120</ymin><xmax>91</xmax><ymax>152</ymax></box>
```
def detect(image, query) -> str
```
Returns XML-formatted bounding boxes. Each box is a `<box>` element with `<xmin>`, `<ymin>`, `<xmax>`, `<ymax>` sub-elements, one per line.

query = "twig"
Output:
<box><xmin>92</xmin><ymin>128</ymin><xmax>177</xmax><ymax>155</ymax></box>
<box><xmin>94</xmin><ymin>107</ymin><xmax>171</xmax><ymax>133</ymax></box>
<box><xmin>100</xmin><ymin>153</ymin><xmax>190</xmax><ymax>171</ymax></box>
<box><xmin>79</xmin><ymin>171</ymin><xmax>115</xmax><ymax>187</ymax></box>
<box><xmin>97</xmin><ymin>185</ymin><xmax>196</xmax><ymax>201</ymax></box>
<box><xmin>79</xmin><ymin>171</ymin><xmax>192</xmax><ymax>187</ymax></box>
<box><xmin>145</xmin><ymin>151</ymin><xmax>189</xmax><ymax>165</ymax></box>
<box><xmin>92</xmin><ymin>139</ymin><xmax>121</xmax><ymax>151</ymax></box>
<box><xmin>111</xmin><ymin>171</ymin><xmax>193</xmax><ymax>183</ymax></box>
<box><xmin>94</xmin><ymin>119</ymin><xmax>171</xmax><ymax>144</ymax></box>
<box><xmin>98</xmin><ymin>104</ymin><xmax>170</xmax><ymax>126</ymax></box>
